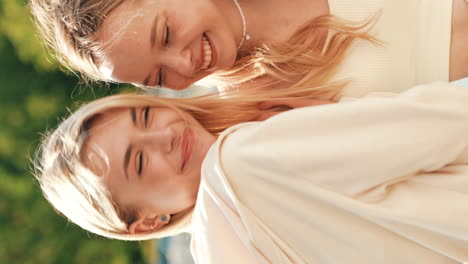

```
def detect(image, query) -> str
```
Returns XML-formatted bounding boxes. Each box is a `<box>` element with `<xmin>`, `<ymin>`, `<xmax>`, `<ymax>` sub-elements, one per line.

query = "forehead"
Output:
<box><xmin>98</xmin><ymin>0</ymin><xmax>157</xmax><ymax>83</ymax></box>
<box><xmin>82</xmin><ymin>109</ymin><xmax>129</xmax><ymax>179</ymax></box>
<box><xmin>99</xmin><ymin>0</ymin><xmax>152</xmax><ymax>47</ymax></box>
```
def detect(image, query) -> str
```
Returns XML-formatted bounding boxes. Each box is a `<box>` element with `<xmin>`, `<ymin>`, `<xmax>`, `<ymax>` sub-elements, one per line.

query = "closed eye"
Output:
<box><xmin>157</xmin><ymin>24</ymin><xmax>170</xmax><ymax>88</ymax></box>
<box><xmin>164</xmin><ymin>24</ymin><xmax>170</xmax><ymax>46</ymax></box>
<box><xmin>143</xmin><ymin>106</ymin><xmax>150</xmax><ymax>127</ymax></box>
<box><xmin>137</xmin><ymin>151</ymin><xmax>143</xmax><ymax>175</ymax></box>
<box><xmin>157</xmin><ymin>70</ymin><xmax>163</xmax><ymax>88</ymax></box>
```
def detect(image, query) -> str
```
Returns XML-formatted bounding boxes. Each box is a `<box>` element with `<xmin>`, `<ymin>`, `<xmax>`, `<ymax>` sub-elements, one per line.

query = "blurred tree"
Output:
<box><xmin>0</xmin><ymin>0</ymin><xmax>57</xmax><ymax>72</ymax></box>
<box><xmin>0</xmin><ymin>0</ymin><xmax>147</xmax><ymax>262</ymax></box>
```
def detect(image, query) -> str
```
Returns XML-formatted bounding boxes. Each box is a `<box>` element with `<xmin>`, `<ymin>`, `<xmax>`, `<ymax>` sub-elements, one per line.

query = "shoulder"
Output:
<box><xmin>216</xmin><ymin>109</ymin><xmax>323</xmax><ymax>187</ymax></box>
<box><xmin>192</xmin><ymin>138</ymin><xmax>260</xmax><ymax>264</ymax></box>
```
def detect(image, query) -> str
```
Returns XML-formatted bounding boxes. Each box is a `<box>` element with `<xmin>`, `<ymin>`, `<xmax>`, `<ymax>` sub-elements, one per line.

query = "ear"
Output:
<box><xmin>128</xmin><ymin>214</ymin><xmax>171</xmax><ymax>234</ymax></box>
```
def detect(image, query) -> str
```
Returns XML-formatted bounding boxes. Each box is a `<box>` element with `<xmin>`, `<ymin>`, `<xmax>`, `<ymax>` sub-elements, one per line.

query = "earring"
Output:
<box><xmin>161</xmin><ymin>216</ymin><xmax>168</xmax><ymax>222</ymax></box>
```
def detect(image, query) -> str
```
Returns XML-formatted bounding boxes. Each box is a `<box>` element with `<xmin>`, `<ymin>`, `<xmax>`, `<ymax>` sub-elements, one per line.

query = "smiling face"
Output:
<box><xmin>82</xmin><ymin>106</ymin><xmax>215</xmax><ymax>220</ymax></box>
<box><xmin>98</xmin><ymin>0</ymin><xmax>239</xmax><ymax>90</ymax></box>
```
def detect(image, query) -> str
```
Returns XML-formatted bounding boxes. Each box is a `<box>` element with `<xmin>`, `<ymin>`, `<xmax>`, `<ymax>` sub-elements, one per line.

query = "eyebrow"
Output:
<box><xmin>143</xmin><ymin>14</ymin><xmax>160</xmax><ymax>87</ymax></box>
<box><xmin>123</xmin><ymin>108</ymin><xmax>137</xmax><ymax>180</ymax></box>
<box><xmin>150</xmin><ymin>14</ymin><xmax>159</xmax><ymax>49</ymax></box>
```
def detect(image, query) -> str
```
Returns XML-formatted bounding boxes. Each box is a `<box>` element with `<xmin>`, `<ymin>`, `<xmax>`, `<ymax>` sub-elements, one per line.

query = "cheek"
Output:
<box><xmin>167</xmin><ymin>181</ymin><xmax>198</xmax><ymax>211</ymax></box>
<box><xmin>174</xmin><ymin>2</ymin><xmax>216</xmax><ymax>29</ymax></box>
<box><xmin>109</xmin><ymin>183</ymin><xmax>138</xmax><ymax>211</ymax></box>
<box><xmin>141</xmin><ymin>181</ymin><xmax>191</xmax><ymax>212</ymax></box>
<box><xmin>147</xmin><ymin>154</ymin><xmax>177</xmax><ymax>177</ymax></box>
<box><xmin>147</xmin><ymin>170</ymin><xmax>198</xmax><ymax>210</ymax></box>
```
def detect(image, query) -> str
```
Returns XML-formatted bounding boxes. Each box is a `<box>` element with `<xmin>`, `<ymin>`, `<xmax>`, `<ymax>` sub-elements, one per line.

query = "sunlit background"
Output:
<box><xmin>0</xmin><ymin>0</ymin><xmax>202</xmax><ymax>263</ymax></box>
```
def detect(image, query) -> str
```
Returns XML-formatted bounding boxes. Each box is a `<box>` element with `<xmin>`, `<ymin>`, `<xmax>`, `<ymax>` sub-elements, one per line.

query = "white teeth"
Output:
<box><xmin>201</xmin><ymin>36</ymin><xmax>212</xmax><ymax>70</ymax></box>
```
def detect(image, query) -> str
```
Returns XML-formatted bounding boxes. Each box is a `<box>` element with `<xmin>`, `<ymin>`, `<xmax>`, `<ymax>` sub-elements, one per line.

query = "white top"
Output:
<box><xmin>191</xmin><ymin>82</ymin><xmax>468</xmax><ymax>264</ymax></box>
<box><xmin>330</xmin><ymin>0</ymin><xmax>452</xmax><ymax>97</ymax></box>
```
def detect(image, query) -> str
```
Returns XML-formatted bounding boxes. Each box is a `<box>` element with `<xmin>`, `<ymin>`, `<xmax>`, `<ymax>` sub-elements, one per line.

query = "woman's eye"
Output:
<box><xmin>157</xmin><ymin>70</ymin><xmax>163</xmax><ymax>88</ymax></box>
<box><xmin>143</xmin><ymin>106</ymin><xmax>150</xmax><ymax>127</ymax></box>
<box><xmin>164</xmin><ymin>24</ymin><xmax>170</xmax><ymax>46</ymax></box>
<box><xmin>137</xmin><ymin>152</ymin><xmax>143</xmax><ymax>175</ymax></box>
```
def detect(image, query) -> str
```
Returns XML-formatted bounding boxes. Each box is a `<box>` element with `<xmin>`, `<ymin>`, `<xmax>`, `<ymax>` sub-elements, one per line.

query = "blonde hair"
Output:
<box><xmin>30</xmin><ymin>0</ymin><xmax>379</xmax><ymax>93</ymax></box>
<box><xmin>211</xmin><ymin>15</ymin><xmax>380</xmax><ymax>98</ymax></box>
<box><xmin>29</xmin><ymin>0</ymin><xmax>124</xmax><ymax>80</ymax></box>
<box><xmin>35</xmin><ymin>87</ymin><xmax>316</xmax><ymax>240</ymax></box>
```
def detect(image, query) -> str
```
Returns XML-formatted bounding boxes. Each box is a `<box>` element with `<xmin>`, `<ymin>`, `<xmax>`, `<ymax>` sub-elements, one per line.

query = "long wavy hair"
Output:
<box><xmin>29</xmin><ymin>0</ymin><xmax>379</xmax><ymax>95</ymax></box>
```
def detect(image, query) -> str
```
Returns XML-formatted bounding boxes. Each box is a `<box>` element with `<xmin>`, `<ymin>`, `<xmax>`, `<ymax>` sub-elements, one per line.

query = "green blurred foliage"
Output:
<box><xmin>0</xmin><ymin>0</ymin><xmax>56</xmax><ymax>72</ymax></box>
<box><xmin>0</xmin><ymin>0</ymin><xmax>147</xmax><ymax>263</ymax></box>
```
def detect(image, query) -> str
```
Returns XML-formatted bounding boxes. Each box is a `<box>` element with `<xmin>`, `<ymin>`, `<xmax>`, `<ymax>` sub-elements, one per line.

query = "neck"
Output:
<box><xmin>222</xmin><ymin>0</ymin><xmax>330</xmax><ymax>55</ymax></box>
<box><xmin>230</xmin><ymin>0</ymin><xmax>274</xmax><ymax>53</ymax></box>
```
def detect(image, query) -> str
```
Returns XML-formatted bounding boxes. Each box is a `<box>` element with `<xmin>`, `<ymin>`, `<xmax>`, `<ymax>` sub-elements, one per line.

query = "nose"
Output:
<box><xmin>138</xmin><ymin>128</ymin><xmax>174</xmax><ymax>153</ymax></box>
<box><xmin>164</xmin><ymin>48</ymin><xmax>195</xmax><ymax>78</ymax></box>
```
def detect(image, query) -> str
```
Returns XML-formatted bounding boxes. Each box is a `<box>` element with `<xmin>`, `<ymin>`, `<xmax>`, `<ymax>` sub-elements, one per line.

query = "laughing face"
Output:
<box><xmin>82</xmin><ymin>106</ymin><xmax>216</xmax><ymax>222</ymax></box>
<box><xmin>97</xmin><ymin>0</ymin><xmax>240</xmax><ymax>90</ymax></box>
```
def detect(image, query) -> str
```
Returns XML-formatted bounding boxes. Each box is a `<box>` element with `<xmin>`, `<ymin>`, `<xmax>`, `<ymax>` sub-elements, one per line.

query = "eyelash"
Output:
<box><xmin>158</xmin><ymin>24</ymin><xmax>170</xmax><ymax>88</ymax></box>
<box><xmin>137</xmin><ymin>106</ymin><xmax>150</xmax><ymax>175</ymax></box>
<box><xmin>164</xmin><ymin>24</ymin><xmax>170</xmax><ymax>46</ymax></box>
<box><xmin>158</xmin><ymin>71</ymin><xmax>163</xmax><ymax>88</ymax></box>
<box><xmin>143</xmin><ymin>106</ymin><xmax>150</xmax><ymax>127</ymax></box>
<box><xmin>137</xmin><ymin>152</ymin><xmax>143</xmax><ymax>175</ymax></box>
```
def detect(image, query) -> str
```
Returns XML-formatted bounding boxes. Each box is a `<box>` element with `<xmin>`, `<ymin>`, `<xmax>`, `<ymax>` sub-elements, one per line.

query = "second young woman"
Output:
<box><xmin>30</xmin><ymin>0</ymin><xmax>468</xmax><ymax>99</ymax></box>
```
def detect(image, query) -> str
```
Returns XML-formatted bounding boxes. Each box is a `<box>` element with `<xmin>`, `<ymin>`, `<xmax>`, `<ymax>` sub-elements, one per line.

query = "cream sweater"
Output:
<box><xmin>330</xmin><ymin>0</ymin><xmax>452</xmax><ymax>98</ymax></box>
<box><xmin>191</xmin><ymin>82</ymin><xmax>468</xmax><ymax>263</ymax></box>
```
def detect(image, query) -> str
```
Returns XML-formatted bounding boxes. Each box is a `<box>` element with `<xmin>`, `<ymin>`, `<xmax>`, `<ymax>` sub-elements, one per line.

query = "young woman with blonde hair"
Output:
<box><xmin>30</xmin><ymin>0</ymin><xmax>468</xmax><ymax>99</ymax></box>
<box><xmin>36</xmin><ymin>81</ymin><xmax>468</xmax><ymax>263</ymax></box>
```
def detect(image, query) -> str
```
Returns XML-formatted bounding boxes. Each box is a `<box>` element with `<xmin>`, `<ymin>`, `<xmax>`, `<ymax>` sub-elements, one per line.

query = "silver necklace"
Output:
<box><xmin>233</xmin><ymin>0</ymin><xmax>250</xmax><ymax>50</ymax></box>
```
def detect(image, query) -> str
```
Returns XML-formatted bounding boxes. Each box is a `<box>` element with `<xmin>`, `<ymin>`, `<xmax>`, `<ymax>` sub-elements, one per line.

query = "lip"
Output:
<box><xmin>201</xmin><ymin>33</ymin><xmax>217</xmax><ymax>70</ymax></box>
<box><xmin>180</xmin><ymin>127</ymin><xmax>193</xmax><ymax>171</ymax></box>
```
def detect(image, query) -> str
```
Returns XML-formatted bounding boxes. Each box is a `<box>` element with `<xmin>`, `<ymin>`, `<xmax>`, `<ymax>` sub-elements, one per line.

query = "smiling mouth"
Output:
<box><xmin>200</xmin><ymin>34</ymin><xmax>213</xmax><ymax>70</ymax></box>
<box><xmin>180</xmin><ymin>127</ymin><xmax>193</xmax><ymax>171</ymax></box>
